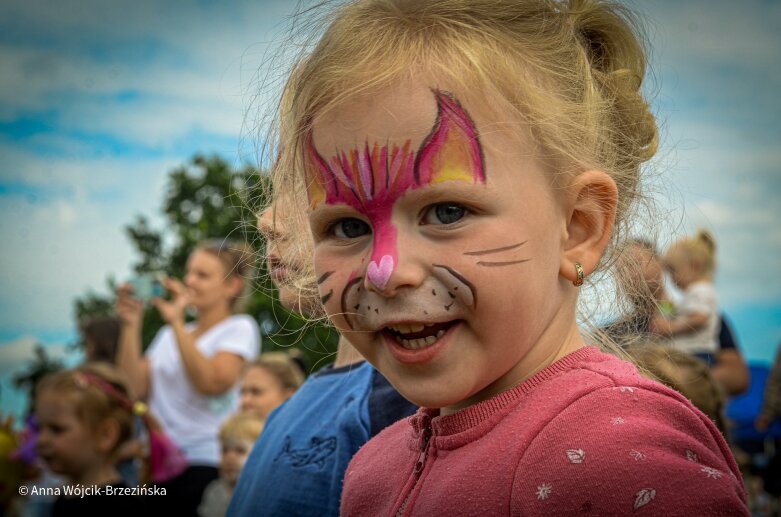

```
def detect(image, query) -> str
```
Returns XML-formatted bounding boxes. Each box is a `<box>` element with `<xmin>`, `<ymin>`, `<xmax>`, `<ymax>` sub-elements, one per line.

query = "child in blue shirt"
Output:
<box><xmin>227</xmin><ymin>206</ymin><xmax>416</xmax><ymax>516</ymax></box>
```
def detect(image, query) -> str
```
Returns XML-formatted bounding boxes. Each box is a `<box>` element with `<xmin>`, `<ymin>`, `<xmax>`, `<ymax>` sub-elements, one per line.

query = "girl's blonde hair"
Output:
<box><xmin>197</xmin><ymin>239</ymin><xmax>256</xmax><ymax>312</ymax></box>
<box><xmin>667</xmin><ymin>229</ymin><xmax>717</xmax><ymax>278</ymax></box>
<box><xmin>248</xmin><ymin>352</ymin><xmax>306</xmax><ymax>392</ymax></box>
<box><xmin>270</xmin><ymin>0</ymin><xmax>658</xmax><ymax>334</ymax></box>
<box><xmin>36</xmin><ymin>363</ymin><xmax>135</xmax><ymax>455</ymax></box>
<box><xmin>219</xmin><ymin>411</ymin><xmax>266</xmax><ymax>444</ymax></box>
<box><xmin>625</xmin><ymin>345</ymin><xmax>727</xmax><ymax>436</ymax></box>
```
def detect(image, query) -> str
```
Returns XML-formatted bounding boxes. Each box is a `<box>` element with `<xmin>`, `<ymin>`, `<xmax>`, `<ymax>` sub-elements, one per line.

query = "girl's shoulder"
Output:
<box><xmin>221</xmin><ymin>313</ymin><xmax>260</xmax><ymax>330</ymax></box>
<box><xmin>511</xmin><ymin>366</ymin><xmax>747</xmax><ymax>514</ymax></box>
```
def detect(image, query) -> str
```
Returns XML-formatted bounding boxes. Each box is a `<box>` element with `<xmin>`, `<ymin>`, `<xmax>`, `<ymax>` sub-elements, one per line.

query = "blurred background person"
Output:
<box><xmin>197</xmin><ymin>411</ymin><xmax>264</xmax><ymax>517</ymax></box>
<box><xmin>35</xmin><ymin>363</ymin><xmax>146</xmax><ymax>515</ymax></box>
<box><xmin>80</xmin><ymin>316</ymin><xmax>121</xmax><ymax>364</ymax></box>
<box><xmin>80</xmin><ymin>315</ymin><xmax>144</xmax><ymax>487</ymax></box>
<box><xmin>757</xmin><ymin>343</ymin><xmax>781</xmax><ymax>433</ymax></box>
<box><xmin>652</xmin><ymin>229</ymin><xmax>720</xmax><ymax>359</ymax></box>
<box><xmin>239</xmin><ymin>352</ymin><xmax>304</xmax><ymax>419</ymax></box>
<box><xmin>116</xmin><ymin>240</ymin><xmax>260</xmax><ymax>516</ymax></box>
<box><xmin>604</xmin><ymin>238</ymin><xmax>672</xmax><ymax>346</ymax></box>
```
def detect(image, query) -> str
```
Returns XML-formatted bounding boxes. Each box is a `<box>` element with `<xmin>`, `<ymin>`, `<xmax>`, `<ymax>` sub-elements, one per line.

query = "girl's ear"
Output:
<box><xmin>559</xmin><ymin>170</ymin><xmax>618</xmax><ymax>284</ymax></box>
<box><xmin>226</xmin><ymin>275</ymin><xmax>245</xmax><ymax>298</ymax></box>
<box><xmin>95</xmin><ymin>418</ymin><xmax>121</xmax><ymax>454</ymax></box>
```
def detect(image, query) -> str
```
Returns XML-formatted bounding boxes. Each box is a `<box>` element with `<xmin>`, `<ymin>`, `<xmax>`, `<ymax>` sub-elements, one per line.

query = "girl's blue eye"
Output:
<box><xmin>423</xmin><ymin>203</ymin><xmax>466</xmax><ymax>225</ymax></box>
<box><xmin>333</xmin><ymin>218</ymin><xmax>371</xmax><ymax>239</ymax></box>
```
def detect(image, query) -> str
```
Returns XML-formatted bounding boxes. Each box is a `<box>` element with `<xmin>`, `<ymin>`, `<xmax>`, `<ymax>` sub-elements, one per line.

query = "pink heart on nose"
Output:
<box><xmin>367</xmin><ymin>255</ymin><xmax>394</xmax><ymax>289</ymax></box>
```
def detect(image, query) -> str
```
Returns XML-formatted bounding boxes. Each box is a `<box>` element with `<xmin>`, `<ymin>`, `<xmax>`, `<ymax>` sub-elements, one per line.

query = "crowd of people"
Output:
<box><xmin>2</xmin><ymin>0</ymin><xmax>780</xmax><ymax>515</ymax></box>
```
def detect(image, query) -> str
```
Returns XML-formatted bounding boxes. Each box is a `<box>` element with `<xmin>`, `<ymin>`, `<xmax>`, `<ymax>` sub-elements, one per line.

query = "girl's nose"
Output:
<box><xmin>364</xmin><ymin>248</ymin><xmax>426</xmax><ymax>296</ymax></box>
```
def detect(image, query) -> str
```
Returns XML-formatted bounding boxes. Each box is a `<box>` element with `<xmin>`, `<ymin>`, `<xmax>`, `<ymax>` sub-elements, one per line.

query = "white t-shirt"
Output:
<box><xmin>147</xmin><ymin>314</ymin><xmax>260</xmax><ymax>465</ymax></box>
<box><xmin>671</xmin><ymin>281</ymin><xmax>720</xmax><ymax>355</ymax></box>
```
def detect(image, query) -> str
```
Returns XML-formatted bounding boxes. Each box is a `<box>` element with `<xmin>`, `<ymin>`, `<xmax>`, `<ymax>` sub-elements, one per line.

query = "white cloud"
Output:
<box><xmin>0</xmin><ymin>147</ymin><xmax>180</xmax><ymax>331</ymax></box>
<box><xmin>0</xmin><ymin>0</ymin><xmax>778</xmax><ymax>364</ymax></box>
<box><xmin>0</xmin><ymin>336</ymin><xmax>73</xmax><ymax>374</ymax></box>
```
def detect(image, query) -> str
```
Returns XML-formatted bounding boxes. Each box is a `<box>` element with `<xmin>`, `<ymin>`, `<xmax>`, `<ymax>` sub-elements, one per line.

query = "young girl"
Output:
<box><xmin>35</xmin><ymin>364</ymin><xmax>148</xmax><ymax>515</ymax></box>
<box><xmin>268</xmin><ymin>0</ymin><xmax>748</xmax><ymax>514</ymax></box>
<box><xmin>651</xmin><ymin>229</ymin><xmax>721</xmax><ymax>363</ymax></box>
<box><xmin>239</xmin><ymin>353</ymin><xmax>305</xmax><ymax>419</ymax></box>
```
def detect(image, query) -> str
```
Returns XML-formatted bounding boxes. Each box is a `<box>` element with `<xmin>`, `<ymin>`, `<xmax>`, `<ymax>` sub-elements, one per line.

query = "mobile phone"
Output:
<box><xmin>128</xmin><ymin>275</ymin><xmax>164</xmax><ymax>302</ymax></box>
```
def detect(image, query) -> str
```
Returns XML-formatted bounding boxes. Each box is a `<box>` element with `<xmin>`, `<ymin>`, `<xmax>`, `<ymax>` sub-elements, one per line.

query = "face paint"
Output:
<box><xmin>339</xmin><ymin>265</ymin><xmax>477</xmax><ymax>331</ymax></box>
<box><xmin>307</xmin><ymin>90</ymin><xmax>485</xmax><ymax>289</ymax></box>
<box><xmin>309</xmin><ymin>81</ymin><xmax>576</xmax><ymax>412</ymax></box>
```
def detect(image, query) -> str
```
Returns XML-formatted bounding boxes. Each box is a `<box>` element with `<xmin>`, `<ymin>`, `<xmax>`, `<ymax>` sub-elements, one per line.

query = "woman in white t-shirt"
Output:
<box><xmin>651</xmin><ymin>230</ymin><xmax>720</xmax><ymax>360</ymax></box>
<box><xmin>116</xmin><ymin>240</ymin><xmax>260</xmax><ymax>515</ymax></box>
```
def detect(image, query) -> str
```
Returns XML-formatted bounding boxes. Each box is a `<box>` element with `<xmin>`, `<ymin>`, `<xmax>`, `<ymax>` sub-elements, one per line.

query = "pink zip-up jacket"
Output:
<box><xmin>341</xmin><ymin>346</ymin><xmax>748</xmax><ymax>516</ymax></box>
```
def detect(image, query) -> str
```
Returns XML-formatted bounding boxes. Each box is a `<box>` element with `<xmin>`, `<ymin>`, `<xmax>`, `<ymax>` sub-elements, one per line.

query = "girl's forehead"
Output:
<box><xmin>36</xmin><ymin>390</ymin><xmax>79</xmax><ymax>415</ymax></box>
<box><xmin>309</xmin><ymin>80</ymin><xmax>529</xmax><ymax>163</ymax></box>
<box><xmin>189</xmin><ymin>249</ymin><xmax>224</xmax><ymax>271</ymax></box>
<box><xmin>311</xmin><ymin>83</ymin><xmax>440</xmax><ymax>150</ymax></box>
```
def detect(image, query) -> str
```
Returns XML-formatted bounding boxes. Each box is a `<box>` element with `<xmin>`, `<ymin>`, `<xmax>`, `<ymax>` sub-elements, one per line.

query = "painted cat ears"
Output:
<box><xmin>305</xmin><ymin>90</ymin><xmax>485</xmax><ymax>209</ymax></box>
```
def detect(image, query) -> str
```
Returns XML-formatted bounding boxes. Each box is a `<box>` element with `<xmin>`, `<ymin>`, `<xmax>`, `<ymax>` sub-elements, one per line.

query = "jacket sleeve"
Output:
<box><xmin>511</xmin><ymin>384</ymin><xmax>748</xmax><ymax>516</ymax></box>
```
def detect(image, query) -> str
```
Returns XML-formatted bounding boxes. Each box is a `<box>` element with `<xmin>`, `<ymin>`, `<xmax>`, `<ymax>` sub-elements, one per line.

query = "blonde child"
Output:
<box><xmin>197</xmin><ymin>411</ymin><xmax>264</xmax><ymax>517</ymax></box>
<box><xmin>267</xmin><ymin>0</ymin><xmax>748</xmax><ymax>514</ymax></box>
<box><xmin>239</xmin><ymin>352</ymin><xmax>305</xmax><ymax>419</ymax></box>
<box><xmin>652</xmin><ymin>229</ymin><xmax>721</xmax><ymax>361</ymax></box>
<box><xmin>35</xmin><ymin>364</ymin><xmax>149</xmax><ymax>515</ymax></box>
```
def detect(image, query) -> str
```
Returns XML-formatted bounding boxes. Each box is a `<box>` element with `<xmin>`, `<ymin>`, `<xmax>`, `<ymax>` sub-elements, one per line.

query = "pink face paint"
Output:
<box><xmin>307</xmin><ymin>90</ymin><xmax>485</xmax><ymax>289</ymax></box>
<box><xmin>367</xmin><ymin>255</ymin><xmax>394</xmax><ymax>289</ymax></box>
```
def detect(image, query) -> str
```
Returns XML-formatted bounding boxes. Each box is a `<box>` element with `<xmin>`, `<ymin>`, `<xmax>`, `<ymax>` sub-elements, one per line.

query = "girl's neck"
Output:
<box><xmin>333</xmin><ymin>336</ymin><xmax>364</xmax><ymax>368</ymax></box>
<box><xmin>194</xmin><ymin>304</ymin><xmax>233</xmax><ymax>334</ymax></box>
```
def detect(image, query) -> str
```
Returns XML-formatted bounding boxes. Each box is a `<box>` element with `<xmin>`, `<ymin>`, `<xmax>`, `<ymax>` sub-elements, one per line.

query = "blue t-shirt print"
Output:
<box><xmin>275</xmin><ymin>436</ymin><xmax>338</xmax><ymax>469</ymax></box>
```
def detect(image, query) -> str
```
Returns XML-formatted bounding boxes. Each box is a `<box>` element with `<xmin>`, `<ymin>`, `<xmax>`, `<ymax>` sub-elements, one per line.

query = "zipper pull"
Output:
<box><xmin>413</xmin><ymin>426</ymin><xmax>432</xmax><ymax>477</ymax></box>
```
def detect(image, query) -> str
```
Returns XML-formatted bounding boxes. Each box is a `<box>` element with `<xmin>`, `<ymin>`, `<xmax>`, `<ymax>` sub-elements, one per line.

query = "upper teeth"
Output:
<box><xmin>388</xmin><ymin>323</ymin><xmax>429</xmax><ymax>334</ymax></box>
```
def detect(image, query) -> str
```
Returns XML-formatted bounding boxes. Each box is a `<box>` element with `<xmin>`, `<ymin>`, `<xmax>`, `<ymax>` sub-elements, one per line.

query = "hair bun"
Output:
<box><xmin>695</xmin><ymin>228</ymin><xmax>716</xmax><ymax>253</ymax></box>
<box><xmin>567</xmin><ymin>0</ymin><xmax>658</xmax><ymax>168</ymax></box>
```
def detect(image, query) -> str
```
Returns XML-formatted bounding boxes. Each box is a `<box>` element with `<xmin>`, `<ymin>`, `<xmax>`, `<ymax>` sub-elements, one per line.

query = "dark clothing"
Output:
<box><xmin>52</xmin><ymin>482</ymin><xmax>145</xmax><ymax>517</ymax></box>
<box><xmin>152</xmin><ymin>465</ymin><xmax>219</xmax><ymax>517</ymax></box>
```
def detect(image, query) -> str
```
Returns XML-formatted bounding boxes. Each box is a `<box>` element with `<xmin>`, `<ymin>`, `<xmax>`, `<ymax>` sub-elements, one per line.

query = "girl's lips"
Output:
<box><xmin>267</xmin><ymin>255</ymin><xmax>300</xmax><ymax>283</ymax></box>
<box><xmin>270</xmin><ymin>266</ymin><xmax>290</xmax><ymax>283</ymax></box>
<box><xmin>382</xmin><ymin>321</ymin><xmax>460</xmax><ymax>365</ymax></box>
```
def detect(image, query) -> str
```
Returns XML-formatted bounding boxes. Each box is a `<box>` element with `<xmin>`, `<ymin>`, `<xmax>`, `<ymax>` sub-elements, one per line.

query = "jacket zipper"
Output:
<box><xmin>396</xmin><ymin>424</ymin><xmax>433</xmax><ymax>516</ymax></box>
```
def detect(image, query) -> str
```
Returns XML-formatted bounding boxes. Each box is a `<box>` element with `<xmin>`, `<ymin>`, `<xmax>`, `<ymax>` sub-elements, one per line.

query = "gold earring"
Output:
<box><xmin>573</xmin><ymin>263</ymin><xmax>585</xmax><ymax>287</ymax></box>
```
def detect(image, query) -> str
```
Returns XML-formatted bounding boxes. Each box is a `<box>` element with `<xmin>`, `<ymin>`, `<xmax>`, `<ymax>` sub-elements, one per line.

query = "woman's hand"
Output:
<box><xmin>116</xmin><ymin>283</ymin><xmax>144</xmax><ymax>329</ymax></box>
<box><xmin>152</xmin><ymin>277</ymin><xmax>190</xmax><ymax>325</ymax></box>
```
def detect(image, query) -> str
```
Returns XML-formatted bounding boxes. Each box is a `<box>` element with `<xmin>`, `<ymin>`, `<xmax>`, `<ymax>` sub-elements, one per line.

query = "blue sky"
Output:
<box><xmin>0</xmin><ymin>0</ymin><xmax>780</xmax><ymax>417</ymax></box>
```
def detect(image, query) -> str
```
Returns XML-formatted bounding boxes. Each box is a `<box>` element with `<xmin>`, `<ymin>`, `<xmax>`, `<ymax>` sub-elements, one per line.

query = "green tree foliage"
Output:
<box><xmin>74</xmin><ymin>154</ymin><xmax>338</xmax><ymax>374</ymax></box>
<box><xmin>13</xmin><ymin>345</ymin><xmax>64</xmax><ymax>415</ymax></box>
